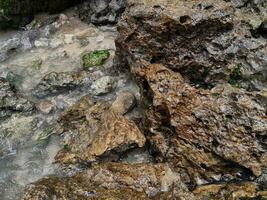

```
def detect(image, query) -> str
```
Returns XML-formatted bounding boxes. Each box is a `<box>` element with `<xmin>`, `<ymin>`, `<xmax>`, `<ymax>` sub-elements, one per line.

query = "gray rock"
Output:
<box><xmin>0</xmin><ymin>78</ymin><xmax>34</xmax><ymax>120</ymax></box>
<box><xmin>91</xmin><ymin>76</ymin><xmax>117</xmax><ymax>95</ymax></box>
<box><xmin>111</xmin><ymin>91</ymin><xmax>136</xmax><ymax>115</ymax></box>
<box><xmin>33</xmin><ymin>71</ymin><xmax>91</xmax><ymax>98</ymax></box>
<box><xmin>78</xmin><ymin>0</ymin><xmax>127</xmax><ymax>25</ymax></box>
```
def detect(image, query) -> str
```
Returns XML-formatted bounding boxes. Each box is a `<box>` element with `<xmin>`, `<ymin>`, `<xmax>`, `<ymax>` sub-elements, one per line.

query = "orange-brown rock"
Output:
<box><xmin>55</xmin><ymin>95</ymin><xmax>146</xmax><ymax>164</ymax></box>
<box><xmin>134</xmin><ymin>63</ymin><xmax>267</xmax><ymax>185</ymax></box>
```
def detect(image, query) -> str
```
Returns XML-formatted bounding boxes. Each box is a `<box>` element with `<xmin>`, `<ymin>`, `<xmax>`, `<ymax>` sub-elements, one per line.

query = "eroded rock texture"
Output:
<box><xmin>55</xmin><ymin>95</ymin><xmax>145</xmax><ymax>165</ymax></box>
<box><xmin>22</xmin><ymin>162</ymin><xmax>194</xmax><ymax>200</ymax></box>
<box><xmin>116</xmin><ymin>0</ymin><xmax>267</xmax><ymax>91</ymax></box>
<box><xmin>115</xmin><ymin>0</ymin><xmax>267</xmax><ymax>189</ymax></box>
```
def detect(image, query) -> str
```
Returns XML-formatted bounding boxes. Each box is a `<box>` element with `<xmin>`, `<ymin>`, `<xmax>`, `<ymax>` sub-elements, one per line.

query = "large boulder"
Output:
<box><xmin>115</xmin><ymin>0</ymin><xmax>267</xmax><ymax>188</ymax></box>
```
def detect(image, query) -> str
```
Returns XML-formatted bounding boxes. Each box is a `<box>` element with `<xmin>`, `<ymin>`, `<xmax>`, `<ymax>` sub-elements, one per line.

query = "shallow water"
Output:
<box><xmin>0</xmin><ymin>10</ymin><xmax>118</xmax><ymax>199</ymax></box>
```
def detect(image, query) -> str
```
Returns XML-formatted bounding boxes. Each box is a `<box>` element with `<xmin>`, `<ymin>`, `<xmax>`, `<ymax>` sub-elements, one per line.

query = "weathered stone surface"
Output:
<box><xmin>134</xmin><ymin>63</ymin><xmax>267</xmax><ymax>185</ymax></box>
<box><xmin>33</xmin><ymin>71</ymin><xmax>91</xmax><ymax>98</ymax></box>
<box><xmin>55</xmin><ymin>95</ymin><xmax>145</xmax><ymax>164</ymax></box>
<box><xmin>116</xmin><ymin>0</ymin><xmax>267</xmax><ymax>91</ymax></box>
<box><xmin>22</xmin><ymin>162</ymin><xmax>193</xmax><ymax>200</ymax></box>
<box><xmin>115</xmin><ymin>0</ymin><xmax>267</xmax><ymax>189</ymax></box>
<box><xmin>78</xmin><ymin>0</ymin><xmax>127</xmax><ymax>25</ymax></box>
<box><xmin>0</xmin><ymin>78</ymin><xmax>34</xmax><ymax>119</ymax></box>
<box><xmin>90</xmin><ymin>75</ymin><xmax>117</xmax><ymax>96</ymax></box>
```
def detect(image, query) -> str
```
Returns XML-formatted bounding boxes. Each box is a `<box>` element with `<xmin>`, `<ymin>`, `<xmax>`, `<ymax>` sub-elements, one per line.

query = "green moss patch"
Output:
<box><xmin>82</xmin><ymin>50</ymin><xmax>110</xmax><ymax>69</ymax></box>
<box><xmin>228</xmin><ymin>63</ymin><xmax>243</xmax><ymax>87</ymax></box>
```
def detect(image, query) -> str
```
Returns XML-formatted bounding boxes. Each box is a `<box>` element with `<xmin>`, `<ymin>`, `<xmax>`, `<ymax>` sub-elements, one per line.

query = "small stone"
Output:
<box><xmin>111</xmin><ymin>91</ymin><xmax>136</xmax><ymax>115</ymax></box>
<box><xmin>36</xmin><ymin>100</ymin><xmax>54</xmax><ymax>114</ymax></box>
<box><xmin>82</xmin><ymin>50</ymin><xmax>110</xmax><ymax>69</ymax></box>
<box><xmin>91</xmin><ymin>76</ymin><xmax>116</xmax><ymax>95</ymax></box>
<box><xmin>64</xmin><ymin>34</ymin><xmax>74</xmax><ymax>44</ymax></box>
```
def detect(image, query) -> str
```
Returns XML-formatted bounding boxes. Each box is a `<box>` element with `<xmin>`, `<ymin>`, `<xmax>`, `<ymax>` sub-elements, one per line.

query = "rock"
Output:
<box><xmin>55</xmin><ymin>95</ymin><xmax>145</xmax><ymax>165</ymax></box>
<box><xmin>82</xmin><ymin>50</ymin><xmax>110</xmax><ymax>69</ymax></box>
<box><xmin>133</xmin><ymin>63</ymin><xmax>267</xmax><ymax>185</ymax></box>
<box><xmin>36</xmin><ymin>100</ymin><xmax>54</xmax><ymax>114</ymax></box>
<box><xmin>193</xmin><ymin>182</ymin><xmax>267</xmax><ymax>200</ymax></box>
<box><xmin>0</xmin><ymin>78</ymin><xmax>34</xmax><ymax>119</ymax></box>
<box><xmin>91</xmin><ymin>76</ymin><xmax>116</xmax><ymax>95</ymax></box>
<box><xmin>33</xmin><ymin>71</ymin><xmax>91</xmax><ymax>98</ymax></box>
<box><xmin>22</xmin><ymin>162</ymin><xmax>194</xmax><ymax>200</ymax></box>
<box><xmin>111</xmin><ymin>91</ymin><xmax>136</xmax><ymax>115</ymax></box>
<box><xmin>0</xmin><ymin>114</ymin><xmax>38</xmax><ymax>157</ymax></box>
<box><xmin>78</xmin><ymin>0</ymin><xmax>127</xmax><ymax>25</ymax></box>
<box><xmin>115</xmin><ymin>0</ymin><xmax>267</xmax><ymax>188</ymax></box>
<box><xmin>115</xmin><ymin>0</ymin><xmax>267</xmax><ymax>92</ymax></box>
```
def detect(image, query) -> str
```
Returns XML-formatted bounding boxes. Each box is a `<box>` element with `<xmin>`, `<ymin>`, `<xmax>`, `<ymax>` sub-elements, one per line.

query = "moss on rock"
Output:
<box><xmin>82</xmin><ymin>50</ymin><xmax>110</xmax><ymax>69</ymax></box>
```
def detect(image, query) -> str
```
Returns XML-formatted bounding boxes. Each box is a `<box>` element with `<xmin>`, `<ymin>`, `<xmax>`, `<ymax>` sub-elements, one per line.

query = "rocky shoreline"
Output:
<box><xmin>0</xmin><ymin>0</ymin><xmax>266</xmax><ymax>199</ymax></box>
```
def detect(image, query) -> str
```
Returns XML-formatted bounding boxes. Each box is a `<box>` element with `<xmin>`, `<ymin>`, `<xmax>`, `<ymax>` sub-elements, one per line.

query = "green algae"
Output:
<box><xmin>82</xmin><ymin>50</ymin><xmax>110</xmax><ymax>69</ymax></box>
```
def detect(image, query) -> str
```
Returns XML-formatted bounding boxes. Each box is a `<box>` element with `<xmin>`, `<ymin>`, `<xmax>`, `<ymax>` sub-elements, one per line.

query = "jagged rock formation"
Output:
<box><xmin>115</xmin><ymin>0</ymin><xmax>267</xmax><ymax>191</ymax></box>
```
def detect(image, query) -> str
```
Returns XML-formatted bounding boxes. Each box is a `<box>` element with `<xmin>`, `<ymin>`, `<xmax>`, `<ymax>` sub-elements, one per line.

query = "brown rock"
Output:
<box><xmin>22</xmin><ymin>162</ymin><xmax>194</xmax><ymax>200</ymax></box>
<box><xmin>111</xmin><ymin>91</ymin><xmax>136</xmax><ymax>115</ymax></box>
<box><xmin>115</xmin><ymin>0</ymin><xmax>267</xmax><ymax>188</ymax></box>
<box><xmin>134</xmin><ymin>63</ymin><xmax>267</xmax><ymax>185</ymax></box>
<box><xmin>55</xmin><ymin>95</ymin><xmax>145</xmax><ymax>164</ymax></box>
<box><xmin>193</xmin><ymin>182</ymin><xmax>267</xmax><ymax>200</ymax></box>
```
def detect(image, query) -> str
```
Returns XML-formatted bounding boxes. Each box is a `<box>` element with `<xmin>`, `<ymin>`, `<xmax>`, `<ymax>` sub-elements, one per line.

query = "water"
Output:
<box><xmin>0</xmin><ymin>10</ymin><xmax>118</xmax><ymax>199</ymax></box>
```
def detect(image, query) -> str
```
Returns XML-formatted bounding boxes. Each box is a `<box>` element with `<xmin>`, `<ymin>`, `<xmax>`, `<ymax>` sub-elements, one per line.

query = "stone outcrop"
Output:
<box><xmin>115</xmin><ymin>0</ymin><xmax>267</xmax><ymax>189</ymax></box>
<box><xmin>55</xmin><ymin>95</ymin><xmax>145</xmax><ymax>165</ymax></box>
<box><xmin>116</xmin><ymin>0</ymin><xmax>267</xmax><ymax>91</ymax></box>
